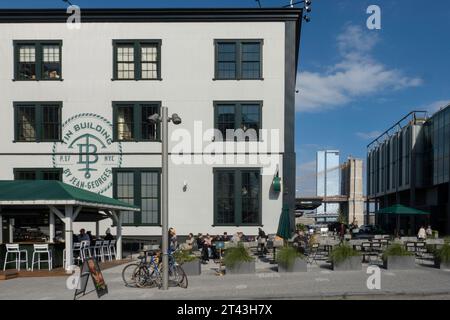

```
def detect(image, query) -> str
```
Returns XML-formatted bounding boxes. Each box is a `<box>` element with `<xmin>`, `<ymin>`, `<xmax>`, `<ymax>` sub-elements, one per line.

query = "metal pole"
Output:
<box><xmin>161</xmin><ymin>106</ymin><xmax>169</xmax><ymax>290</ymax></box>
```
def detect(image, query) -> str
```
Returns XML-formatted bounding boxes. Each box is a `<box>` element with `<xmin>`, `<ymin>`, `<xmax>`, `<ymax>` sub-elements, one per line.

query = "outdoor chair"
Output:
<box><xmin>101</xmin><ymin>240</ymin><xmax>111</xmax><ymax>261</ymax></box>
<box><xmin>109</xmin><ymin>240</ymin><xmax>117</xmax><ymax>260</ymax></box>
<box><xmin>307</xmin><ymin>243</ymin><xmax>327</xmax><ymax>264</ymax></box>
<box><xmin>3</xmin><ymin>244</ymin><xmax>28</xmax><ymax>271</ymax></box>
<box><xmin>31</xmin><ymin>244</ymin><xmax>52</xmax><ymax>271</ymax></box>
<box><xmin>93</xmin><ymin>241</ymin><xmax>103</xmax><ymax>261</ymax></box>
<box><xmin>80</xmin><ymin>240</ymin><xmax>91</xmax><ymax>261</ymax></box>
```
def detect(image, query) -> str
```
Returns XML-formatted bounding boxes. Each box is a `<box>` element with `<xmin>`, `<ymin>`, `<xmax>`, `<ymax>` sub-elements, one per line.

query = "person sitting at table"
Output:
<box><xmin>222</xmin><ymin>232</ymin><xmax>231</xmax><ymax>241</ymax></box>
<box><xmin>257</xmin><ymin>228</ymin><xmax>268</xmax><ymax>254</ymax></box>
<box><xmin>196</xmin><ymin>233</ymin><xmax>204</xmax><ymax>251</ymax></box>
<box><xmin>201</xmin><ymin>234</ymin><xmax>212</xmax><ymax>263</ymax></box>
<box><xmin>231</xmin><ymin>232</ymin><xmax>241</xmax><ymax>243</ymax></box>
<box><xmin>86</xmin><ymin>231</ymin><xmax>94</xmax><ymax>242</ymax></box>
<box><xmin>184</xmin><ymin>233</ymin><xmax>195</xmax><ymax>250</ymax></box>
<box><xmin>104</xmin><ymin>228</ymin><xmax>114</xmax><ymax>241</ymax></box>
<box><xmin>78</xmin><ymin>229</ymin><xmax>90</xmax><ymax>242</ymax></box>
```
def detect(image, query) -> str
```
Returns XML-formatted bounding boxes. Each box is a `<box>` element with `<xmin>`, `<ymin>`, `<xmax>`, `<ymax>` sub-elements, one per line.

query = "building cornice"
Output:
<box><xmin>0</xmin><ymin>8</ymin><xmax>302</xmax><ymax>23</ymax></box>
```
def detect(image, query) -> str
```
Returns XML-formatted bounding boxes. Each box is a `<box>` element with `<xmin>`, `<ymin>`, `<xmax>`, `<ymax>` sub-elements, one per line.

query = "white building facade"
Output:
<box><xmin>0</xmin><ymin>8</ymin><xmax>302</xmax><ymax>240</ymax></box>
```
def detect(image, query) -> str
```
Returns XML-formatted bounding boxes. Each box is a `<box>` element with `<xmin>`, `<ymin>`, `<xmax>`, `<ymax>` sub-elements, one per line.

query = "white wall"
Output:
<box><xmin>0</xmin><ymin>21</ymin><xmax>287</xmax><ymax>236</ymax></box>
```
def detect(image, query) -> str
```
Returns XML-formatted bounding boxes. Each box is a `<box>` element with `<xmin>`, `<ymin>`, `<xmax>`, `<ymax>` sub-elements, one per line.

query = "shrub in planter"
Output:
<box><xmin>330</xmin><ymin>244</ymin><xmax>362</xmax><ymax>271</ymax></box>
<box><xmin>276</xmin><ymin>246</ymin><xmax>307</xmax><ymax>272</ymax></box>
<box><xmin>382</xmin><ymin>244</ymin><xmax>415</xmax><ymax>270</ymax></box>
<box><xmin>224</xmin><ymin>244</ymin><xmax>255</xmax><ymax>274</ymax></box>
<box><xmin>174</xmin><ymin>250</ymin><xmax>201</xmax><ymax>276</ymax></box>
<box><xmin>435</xmin><ymin>243</ymin><xmax>450</xmax><ymax>270</ymax></box>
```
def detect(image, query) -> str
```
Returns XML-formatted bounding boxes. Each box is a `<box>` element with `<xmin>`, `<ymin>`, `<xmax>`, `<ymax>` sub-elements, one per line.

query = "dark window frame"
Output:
<box><xmin>214</xmin><ymin>39</ymin><xmax>263</xmax><ymax>80</ymax></box>
<box><xmin>112</xmin><ymin>101</ymin><xmax>161</xmax><ymax>142</ymax></box>
<box><xmin>13</xmin><ymin>40</ymin><xmax>63</xmax><ymax>81</ymax></box>
<box><xmin>214</xmin><ymin>101</ymin><xmax>263</xmax><ymax>141</ymax></box>
<box><xmin>213</xmin><ymin>168</ymin><xmax>262</xmax><ymax>227</ymax></box>
<box><xmin>13</xmin><ymin>168</ymin><xmax>63</xmax><ymax>181</ymax></box>
<box><xmin>112</xmin><ymin>40</ymin><xmax>162</xmax><ymax>81</ymax></box>
<box><xmin>13</xmin><ymin>101</ymin><xmax>62</xmax><ymax>143</ymax></box>
<box><xmin>113</xmin><ymin>168</ymin><xmax>161</xmax><ymax>226</ymax></box>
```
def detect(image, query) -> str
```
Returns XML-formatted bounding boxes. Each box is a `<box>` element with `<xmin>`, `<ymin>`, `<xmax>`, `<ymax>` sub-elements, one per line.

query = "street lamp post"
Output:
<box><xmin>149</xmin><ymin>106</ymin><xmax>181</xmax><ymax>290</ymax></box>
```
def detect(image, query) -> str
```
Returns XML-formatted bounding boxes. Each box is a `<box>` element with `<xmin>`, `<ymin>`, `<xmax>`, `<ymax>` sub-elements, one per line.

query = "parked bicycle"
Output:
<box><xmin>122</xmin><ymin>249</ymin><xmax>188</xmax><ymax>289</ymax></box>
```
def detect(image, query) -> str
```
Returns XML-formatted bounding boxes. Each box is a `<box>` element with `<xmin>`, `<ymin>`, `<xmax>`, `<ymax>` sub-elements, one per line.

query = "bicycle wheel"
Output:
<box><xmin>167</xmin><ymin>264</ymin><xmax>188</xmax><ymax>289</ymax></box>
<box><xmin>122</xmin><ymin>263</ymin><xmax>140</xmax><ymax>287</ymax></box>
<box><xmin>176</xmin><ymin>265</ymin><xmax>188</xmax><ymax>289</ymax></box>
<box><xmin>135</xmin><ymin>265</ymin><xmax>151</xmax><ymax>288</ymax></box>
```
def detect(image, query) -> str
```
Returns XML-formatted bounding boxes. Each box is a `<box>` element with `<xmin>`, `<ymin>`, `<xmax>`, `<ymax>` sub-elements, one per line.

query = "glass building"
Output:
<box><xmin>316</xmin><ymin>150</ymin><xmax>340</xmax><ymax>221</ymax></box>
<box><xmin>367</xmin><ymin>105</ymin><xmax>450</xmax><ymax>235</ymax></box>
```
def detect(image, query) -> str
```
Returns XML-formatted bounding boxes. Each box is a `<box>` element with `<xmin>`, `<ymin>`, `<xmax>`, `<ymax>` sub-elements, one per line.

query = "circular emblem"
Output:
<box><xmin>53</xmin><ymin>113</ymin><xmax>122</xmax><ymax>194</ymax></box>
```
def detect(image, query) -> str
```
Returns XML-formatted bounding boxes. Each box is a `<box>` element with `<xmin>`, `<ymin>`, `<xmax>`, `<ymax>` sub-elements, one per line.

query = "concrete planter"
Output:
<box><xmin>226</xmin><ymin>261</ymin><xmax>255</xmax><ymax>275</ymax></box>
<box><xmin>383</xmin><ymin>256</ymin><xmax>416</xmax><ymax>270</ymax></box>
<box><xmin>332</xmin><ymin>256</ymin><xmax>362</xmax><ymax>271</ymax></box>
<box><xmin>181</xmin><ymin>260</ymin><xmax>201</xmax><ymax>276</ymax></box>
<box><xmin>434</xmin><ymin>258</ymin><xmax>450</xmax><ymax>270</ymax></box>
<box><xmin>278</xmin><ymin>258</ymin><xmax>307</xmax><ymax>273</ymax></box>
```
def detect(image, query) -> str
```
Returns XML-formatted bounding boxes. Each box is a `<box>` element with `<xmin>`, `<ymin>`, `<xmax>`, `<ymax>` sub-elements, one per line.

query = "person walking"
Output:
<box><xmin>417</xmin><ymin>226</ymin><xmax>427</xmax><ymax>240</ymax></box>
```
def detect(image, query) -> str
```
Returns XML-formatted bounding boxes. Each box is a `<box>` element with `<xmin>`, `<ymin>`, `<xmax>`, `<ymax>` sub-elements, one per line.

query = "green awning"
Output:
<box><xmin>376</xmin><ymin>204</ymin><xmax>429</xmax><ymax>215</ymax></box>
<box><xmin>276</xmin><ymin>205</ymin><xmax>291</xmax><ymax>240</ymax></box>
<box><xmin>0</xmin><ymin>180</ymin><xmax>140</xmax><ymax>212</ymax></box>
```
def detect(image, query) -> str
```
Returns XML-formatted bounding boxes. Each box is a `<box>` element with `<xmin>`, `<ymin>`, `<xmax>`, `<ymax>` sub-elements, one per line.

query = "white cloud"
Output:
<box><xmin>356</xmin><ymin>130</ymin><xmax>383</xmax><ymax>140</ymax></box>
<box><xmin>297</xmin><ymin>25</ymin><xmax>423</xmax><ymax>112</ymax></box>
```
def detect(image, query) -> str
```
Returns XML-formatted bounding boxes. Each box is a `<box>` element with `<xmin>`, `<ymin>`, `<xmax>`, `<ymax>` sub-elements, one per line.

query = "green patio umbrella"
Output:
<box><xmin>276</xmin><ymin>205</ymin><xmax>292</xmax><ymax>240</ymax></box>
<box><xmin>376</xmin><ymin>204</ymin><xmax>429</xmax><ymax>215</ymax></box>
<box><xmin>376</xmin><ymin>204</ymin><xmax>430</xmax><ymax>236</ymax></box>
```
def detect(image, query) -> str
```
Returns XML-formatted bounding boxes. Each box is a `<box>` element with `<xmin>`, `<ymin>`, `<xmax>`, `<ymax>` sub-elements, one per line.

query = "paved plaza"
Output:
<box><xmin>1</xmin><ymin>258</ymin><xmax>450</xmax><ymax>300</ymax></box>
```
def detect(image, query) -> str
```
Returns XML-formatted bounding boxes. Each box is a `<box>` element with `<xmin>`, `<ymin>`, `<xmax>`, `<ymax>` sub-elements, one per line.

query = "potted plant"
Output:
<box><xmin>224</xmin><ymin>244</ymin><xmax>255</xmax><ymax>274</ymax></box>
<box><xmin>276</xmin><ymin>246</ymin><xmax>307</xmax><ymax>273</ymax></box>
<box><xmin>330</xmin><ymin>244</ymin><xmax>362</xmax><ymax>271</ymax></box>
<box><xmin>382</xmin><ymin>244</ymin><xmax>415</xmax><ymax>270</ymax></box>
<box><xmin>174</xmin><ymin>250</ymin><xmax>201</xmax><ymax>276</ymax></box>
<box><xmin>435</xmin><ymin>243</ymin><xmax>450</xmax><ymax>270</ymax></box>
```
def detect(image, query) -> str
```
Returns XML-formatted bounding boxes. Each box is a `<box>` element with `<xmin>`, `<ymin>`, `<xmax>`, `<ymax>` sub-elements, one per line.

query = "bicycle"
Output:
<box><xmin>122</xmin><ymin>249</ymin><xmax>188</xmax><ymax>289</ymax></box>
<box><xmin>122</xmin><ymin>250</ymin><xmax>161</xmax><ymax>288</ymax></box>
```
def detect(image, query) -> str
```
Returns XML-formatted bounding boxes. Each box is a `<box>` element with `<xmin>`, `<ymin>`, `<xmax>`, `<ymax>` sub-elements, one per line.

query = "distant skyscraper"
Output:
<box><xmin>316</xmin><ymin>150</ymin><xmax>340</xmax><ymax>220</ymax></box>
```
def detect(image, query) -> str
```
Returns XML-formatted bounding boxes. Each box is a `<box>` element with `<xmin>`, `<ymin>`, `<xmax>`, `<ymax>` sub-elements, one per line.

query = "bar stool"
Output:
<box><xmin>80</xmin><ymin>240</ymin><xmax>91</xmax><ymax>261</ymax></box>
<box><xmin>3</xmin><ymin>244</ymin><xmax>28</xmax><ymax>271</ymax></box>
<box><xmin>109</xmin><ymin>240</ymin><xmax>117</xmax><ymax>260</ymax></box>
<box><xmin>93</xmin><ymin>241</ymin><xmax>103</xmax><ymax>261</ymax></box>
<box><xmin>101</xmin><ymin>240</ymin><xmax>111</xmax><ymax>261</ymax></box>
<box><xmin>31</xmin><ymin>244</ymin><xmax>53</xmax><ymax>271</ymax></box>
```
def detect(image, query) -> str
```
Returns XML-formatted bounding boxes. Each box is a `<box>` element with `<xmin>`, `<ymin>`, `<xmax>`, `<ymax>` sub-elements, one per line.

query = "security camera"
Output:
<box><xmin>171</xmin><ymin>113</ymin><xmax>182</xmax><ymax>125</ymax></box>
<box><xmin>148</xmin><ymin>114</ymin><xmax>161</xmax><ymax>124</ymax></box>
<box><xmin>305</xmin><ymin>0</ymin><xmax>312</xmax><ymax>5</ymax></box>
<box><xmin>305</xmin><ymin>6</ymin><xmax>312</xmax><ymax>12</ymax></box>
<box><xmin>304</xmin><ymin>16</ymin><xmax>311</xmax><ymax>23</ymax></box>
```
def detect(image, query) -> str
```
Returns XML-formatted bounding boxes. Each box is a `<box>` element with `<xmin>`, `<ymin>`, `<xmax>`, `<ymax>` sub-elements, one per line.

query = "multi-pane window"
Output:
<box><xmin>214</xmin><ymin>169</ymin><xmax>261</xmax><ymax>226</ymax></box>
<box><xmin>116</xmin><ymin>172</ymin><xmax>135</xmax><ymax>224</ymax></box>
<box><xmin>215</xmin><ymin>40</ymin><xmax>262</xmax><ymax>80</ymax></box>
<box><xmin>114</xmin><ymin>169</ymin><xmax>161</xmax><ymax>226</ymax></box>
<box><xmin>14</xmin><ymin>102</ymin><xmax>62</xmax><ymax>142</ymax></box>
<box><xmin>14</xmin><ymin>41</ymin><xmax>62</xmax><ymax>80</ymax></box>
<box><xmin>113</xmin><ymin>102</ymin><xmax>160</xmax><ymax>142</ymax></box>
<box><xmin>113</xmin><ymin>40</ymin><xmax>161</xmax><ymax>80</ymax></box>
<box><xmin>214</xmin><ymin>102</ymin><xmax>262</xmax><ymax>140</ymax></box>
<box><xmin>141</xmin><ymin>172</ymin><xmax>160</xmax><ymax>224</ymax></box>
<box><xmin>14</xmin><ymin>168</ymin><xmax>62</xmax><ymax>181</ymax></box>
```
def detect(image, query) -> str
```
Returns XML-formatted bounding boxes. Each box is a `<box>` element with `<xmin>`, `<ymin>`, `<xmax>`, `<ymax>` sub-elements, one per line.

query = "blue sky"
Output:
<box><xmin>2</xmin><ymin>0</ymin><xmax>450</xmax><ymax>196</ymax></box>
